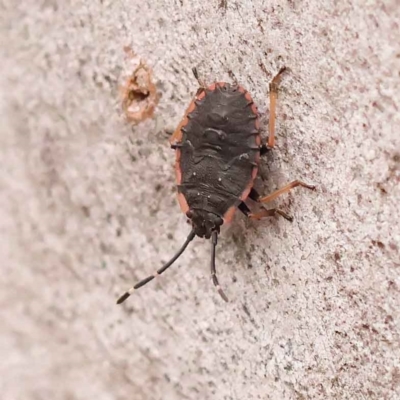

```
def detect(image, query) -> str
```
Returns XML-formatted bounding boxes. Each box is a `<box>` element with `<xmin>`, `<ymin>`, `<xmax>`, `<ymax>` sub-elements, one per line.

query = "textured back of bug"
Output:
<box><xmin>176</xmin><ymin>83</ymin><xmax>260</xmax><ymax>221</ymax></box>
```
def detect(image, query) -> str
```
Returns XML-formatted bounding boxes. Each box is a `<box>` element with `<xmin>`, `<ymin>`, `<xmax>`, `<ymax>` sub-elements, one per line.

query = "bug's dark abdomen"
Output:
<box><xmin>178</xmin><ymin>83</ymin><xmax>260</xmax><ymax>218</ymax></box>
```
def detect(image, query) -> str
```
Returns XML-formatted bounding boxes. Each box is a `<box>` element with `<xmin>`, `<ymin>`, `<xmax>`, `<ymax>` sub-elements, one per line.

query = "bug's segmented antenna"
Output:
<box><xmin>117</xmin><ymin>229</ymin><xmax>196</xmax><ymax>304</ymax></box>
<box><xmin>210</xmin><ymin>231</ymin><xmax>229</xmax><ymax>302</ymax></box>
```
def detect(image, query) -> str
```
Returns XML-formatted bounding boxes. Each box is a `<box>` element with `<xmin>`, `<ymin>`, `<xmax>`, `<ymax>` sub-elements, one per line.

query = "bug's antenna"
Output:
<box><xmin>117</xmin><ymin>229</ymin><xmax>196</xmax><ymax>304</ymax></box>
<box><xmin>210</xmin><ymin>231</ymin><xmax>229</xmax><ymax>302</ymax></box>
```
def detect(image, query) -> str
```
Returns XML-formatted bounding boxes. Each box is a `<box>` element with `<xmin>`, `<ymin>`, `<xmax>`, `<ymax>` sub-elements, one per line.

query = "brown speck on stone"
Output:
<box><xmin>218</xmin><ymin>0</ymin><xmax>227</xmax><ymax>11</ymax></box>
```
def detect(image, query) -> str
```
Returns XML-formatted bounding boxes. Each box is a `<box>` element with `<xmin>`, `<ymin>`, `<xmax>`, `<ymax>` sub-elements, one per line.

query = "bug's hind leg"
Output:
<box><xmin>252</xmin><ymin>181</ymin><xmax>316</xmax><ymax>204</ymax></box>
<box><xmin>242</xmin><ymin>183</ymin><xmax>315</xmax><ymax>221</ymax></box>
<box><xmin>239</xmin><ymin>201</ymin><xmax>292</xmax><ymax>222</ymax></box>
<box><xmin>268</xmin><ymin>67</ymin><xmax>286</xmax><ymax>149</ymax></box>
<box><xmin>260</xmin><ymin>67</ymin><xmax>287</xmax><ymax>154</ymax></box>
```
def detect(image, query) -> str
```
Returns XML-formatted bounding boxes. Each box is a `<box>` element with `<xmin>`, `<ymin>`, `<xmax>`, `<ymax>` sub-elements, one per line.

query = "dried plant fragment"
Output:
<box><xmin>121</xmin><ymin>48</ymin><xmax>159</xmax><ymax>124</ymax></box>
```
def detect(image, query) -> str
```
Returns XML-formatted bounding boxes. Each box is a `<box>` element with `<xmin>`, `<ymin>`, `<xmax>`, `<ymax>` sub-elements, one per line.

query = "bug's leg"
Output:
<box><xmin>239</xmin><ymin>200</ymin><xmax>292</xmax><ymax>222</ymax></box>
<box><xmin>257</xmin><ymin>180</ymin><xmax>316</xmax><ymax>204</ymax></box>
<box><xmin>265</xmin><ymin>67</ymin><xmax>287</xmax><ymax>150</ymax></box>
<box><xmin>192</xmin><ymin>67</ymin><xmax>206</xmax><ymax>88</ymax></box>
<box><xmin>211</xmin><ymin>231</ymin><xmax>228</xmax><ymax>302</ymax></box>
<box><xmin>249</xmin><ymin>208</ymin><xmax>293</xmax><ymax>222</ymax></box>
<box><xmin>169</xmin><ymin>125</ymin><xmax>185</xmax><ymax>147</ymax></box>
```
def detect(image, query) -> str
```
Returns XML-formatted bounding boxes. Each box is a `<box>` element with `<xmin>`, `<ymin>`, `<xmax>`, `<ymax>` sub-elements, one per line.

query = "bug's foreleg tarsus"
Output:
<box><xmin>258</xmin><ymin>180</ymin><xmax>316</xmax><ymax>204</ymax></box>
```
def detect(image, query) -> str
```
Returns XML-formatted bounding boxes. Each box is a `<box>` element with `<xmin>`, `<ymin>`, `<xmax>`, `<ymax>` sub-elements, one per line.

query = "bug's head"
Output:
<box><xmin>186</xmin><ymin>209</ymin><xmax>223</xmax><ymax>239</ymax></box>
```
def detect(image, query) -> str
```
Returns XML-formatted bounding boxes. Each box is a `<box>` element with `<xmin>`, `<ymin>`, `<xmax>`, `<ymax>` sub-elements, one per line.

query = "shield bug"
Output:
<box><xmin>117</xmin><ymin>67</ymin><xmax>315</xmax><ymax>304</ymax></box>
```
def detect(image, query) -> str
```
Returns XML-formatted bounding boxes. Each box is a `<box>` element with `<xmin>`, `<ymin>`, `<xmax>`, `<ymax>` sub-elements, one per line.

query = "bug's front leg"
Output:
<box><xmin>250</xmin><ymin>182</ymin><xmax>315</xmax><ymax>205</ymax></box>
<box><xmin>192</xmin><ymin>67</ymin><xmax>206</xmax><ymax>88</ymax></box>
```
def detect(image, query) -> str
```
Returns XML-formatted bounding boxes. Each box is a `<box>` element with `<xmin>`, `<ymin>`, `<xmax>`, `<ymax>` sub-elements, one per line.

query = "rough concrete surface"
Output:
<box><xmin>1</xmin><ymin>1</ymin><xmax>400</xmax><ymax>399</ymax></box>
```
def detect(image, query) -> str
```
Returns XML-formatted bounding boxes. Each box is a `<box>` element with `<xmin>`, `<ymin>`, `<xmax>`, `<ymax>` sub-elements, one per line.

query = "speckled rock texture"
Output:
<box><xmin>1</xmin><ymin>1</ymin><xmax>399</xmax><ymax>399</ymax></box>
